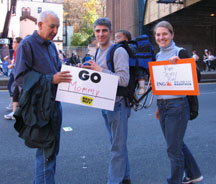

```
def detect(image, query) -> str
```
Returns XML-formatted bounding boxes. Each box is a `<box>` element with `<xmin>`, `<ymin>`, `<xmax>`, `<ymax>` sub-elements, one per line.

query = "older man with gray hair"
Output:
<box><xmin>14</xmin><ymin>10</ymin><xmax>71</xmax><ymax>184</ymax></box>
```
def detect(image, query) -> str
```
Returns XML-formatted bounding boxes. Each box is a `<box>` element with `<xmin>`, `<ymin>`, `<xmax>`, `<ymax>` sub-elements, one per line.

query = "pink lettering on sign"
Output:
<box><xmin>67</xmin><ymin>80</ymin><xmax>100</xmax><ymax>97</ymax></box>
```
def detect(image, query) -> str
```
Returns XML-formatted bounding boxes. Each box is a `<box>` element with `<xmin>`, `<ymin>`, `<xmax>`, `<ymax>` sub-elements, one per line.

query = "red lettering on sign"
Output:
<box><xmin>67</xmin><ymin>79</ymin><xmax>100</xmax><ymax>97</ymax></box>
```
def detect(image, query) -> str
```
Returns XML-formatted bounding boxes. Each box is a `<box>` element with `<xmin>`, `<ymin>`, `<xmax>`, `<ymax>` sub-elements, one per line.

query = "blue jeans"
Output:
<box><xmin>34</xmin><ymin>104</ymin><xmax>62</xmax><ymax>184</ymax></box>
<box><xmin>7</xmin><ymin>72</ymin><xmax>14</xmax><ymax>96</ymax></box>
<box><xmin>157</xmin><ymin>97</ymin><xmax>201</xmax><ymax>184</ymax></box>
<box><xmin>2</xmin><ymin>61</ymin><xmax>9</xmax><ymax>76</ymax></box>
<box><xmin>34</xmin><ymin>149</ymin><xmax>57</xmax><ymax>184</ymax></box>
<box><xmin>102</xmin><ymin>99</ymin><xmax>131</xmax><ymax>184</ymax></box>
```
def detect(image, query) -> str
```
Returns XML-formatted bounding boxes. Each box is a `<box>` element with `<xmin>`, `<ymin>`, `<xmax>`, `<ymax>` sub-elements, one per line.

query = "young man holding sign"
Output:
<box><xmin>82</xmin><ymin>18</ymin><xmax>131</xmax><ymax>184</ymax></box>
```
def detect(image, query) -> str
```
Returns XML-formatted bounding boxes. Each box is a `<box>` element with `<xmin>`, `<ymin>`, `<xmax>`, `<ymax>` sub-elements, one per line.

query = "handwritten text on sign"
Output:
<box><xmin>56</xmin><ymin>65</ymin><xmax>119</xmax><ymax>111</ymax></box>
<box><xmin>148</xmin><ymin>58</ymin><xmax>199</xmax><ymax>95</ymax></box>
<box><xmin>153</xmin><ymin>63</ymin><xmax>194</xmax><ymax>90</ymax></box>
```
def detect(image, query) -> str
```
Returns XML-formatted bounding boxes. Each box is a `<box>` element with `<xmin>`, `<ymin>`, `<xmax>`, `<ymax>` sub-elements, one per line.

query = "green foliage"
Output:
<box><xmin>83</xmin><ymin>0</ymin><xmax>100</xmax><ymax>24</ymax></box>
<box><xmin>71</xmin><ymin>32</ymin><xmax>93</xmax><ymax>46</ymax></box>
<box><xmin>65</xmin><ymin>0</ymin><xmax>105</xmax><ymax>46</ymax></box>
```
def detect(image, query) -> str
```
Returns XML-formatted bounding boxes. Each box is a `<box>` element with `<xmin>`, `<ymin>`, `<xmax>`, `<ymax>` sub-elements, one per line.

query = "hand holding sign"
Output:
<box><xmin>168</xmin><ymin>56</ymin><xmax>180</xmax><ymax>64</ymax></box>
<box><xmin>82</xmin><ymin>60</ymin><xmax>103</xmax><ymax>72</ymax></box>
<box><xmin>52</xmin><ymin>71</ymin><xmax>72</xmax><ymax>84</ymax></box>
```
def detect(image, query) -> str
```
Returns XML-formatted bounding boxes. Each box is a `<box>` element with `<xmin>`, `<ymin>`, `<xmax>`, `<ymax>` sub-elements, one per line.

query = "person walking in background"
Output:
<box><xmin>192</xmin><ymin>50</ymin><xmax>201</xmax><ymax>81</ymax></box>
<box><xmin>4</xmin><ymin>37</ymin><xmax>22</xmax><ymax>119</ymax></box>
<box><xmin>192</xmin><ymin>50</ymin><xmax>199</xmax><ymax>63</ymax></box>
<box><xmin>2</xmin><ymin>56</ymin><xmax>10</xmax><ymax>76</ymax></box>
<box><xmin>14</xmin><ymin>10</ymin><xmax>71</xmax><ymax>184</ymax></box>
<box><xmin>82</xmin><ymin>17</ymin><xmax>131</xmax><ymax>184</ymax></box>
<box><xmin>208</xmin><ymin>51</ymin><xmax>216</xmax><ymax>71</ymax></box>
<box><xmin>58</xmin><ymin>49</ymin><xmax>67</xmax><ymax>63</ymax></box>
<box><xmin>154</xmin><ymin>20</ymin><xmax>203</xmax><ymax>184</ymax></box>
<box><xmin>203</xmin><ymin>49</ymin><xmax>210</xmax><ymax>71</ymax></box>
<box><xmin>68</xmin><ymin>53</ymin><xmax>78</xmax><ymax>66</ymax></box>
<box><xmin>82</xmin><ymin>53</ymin><xmax>92</xmax><ymax>63</ymax></box>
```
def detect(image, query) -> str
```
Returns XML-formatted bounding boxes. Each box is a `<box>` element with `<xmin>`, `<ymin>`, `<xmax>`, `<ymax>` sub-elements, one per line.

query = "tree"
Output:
<box><xmin>63</xmin><ymin>0</ymin><xmax>85</xmax><ymax>32</ymax></box>
<box><xmin>70</xmin><ymin>33</ymin><xmax>88</xmax><ymax>46</ymax></box>
<box><xmin>63</xmin><ymin>0</ymin><xmax>106</xmax><ymax>46</ymax></box>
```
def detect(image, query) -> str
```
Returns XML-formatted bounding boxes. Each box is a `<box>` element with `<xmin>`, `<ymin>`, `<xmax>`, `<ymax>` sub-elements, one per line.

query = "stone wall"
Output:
<box><xmin>106</xmin><ymin>0</ymin><xmax>139</xmax><ymax>40</ymax></box>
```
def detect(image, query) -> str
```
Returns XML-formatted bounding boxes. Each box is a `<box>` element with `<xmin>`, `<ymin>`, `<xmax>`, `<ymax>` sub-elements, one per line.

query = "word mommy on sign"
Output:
<box><xmin>56</xmin><ymin>65</ymin><xmax>119</xmax><ymax>111</ymax></box>
<box><xmin>66</xmin><ymin>70</ymin><xmax>101</xmax><ymax>97</ymax></box>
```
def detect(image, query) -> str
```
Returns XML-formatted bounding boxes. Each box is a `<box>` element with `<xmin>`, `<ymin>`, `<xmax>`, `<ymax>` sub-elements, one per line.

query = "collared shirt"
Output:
<box><xmin>15</xmin><ymin>30</ymin><xmax>61</xmax><ymax>86</ymax></box>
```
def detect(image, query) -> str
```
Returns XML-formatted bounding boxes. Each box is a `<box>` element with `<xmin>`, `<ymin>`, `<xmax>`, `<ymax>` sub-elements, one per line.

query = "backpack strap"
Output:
<box><xmin>95</xmin><ymin>43</ymin><xmax>126</xmax><ymax>72</ymax></box>
<box><xmin>106</xmin><ymin>43</ymin><xmax>129</xmax><ymax>72</ymax></box>
<box><xmin>106</xmin><ymin>43</ymin><xmax>136</xmax><ymax>103</ymax></box>
<box><xmin>120</xmin><ymin>41</ymin><xmax>135</xmax><ymax>58</ymax></box>
<box><xmin>94</xmin><ymin>48</ymin><xmax>99</xmax><ymax>62</ymax></box>
<box><xmin>106</xmin><ymin>44</ymin><xmax>118</xmax><ymax>72</ymax></box>
<box><xmin>175</xmin><ymin>46</ymin><xmax>184</xmax><ymax>57</ymax></box>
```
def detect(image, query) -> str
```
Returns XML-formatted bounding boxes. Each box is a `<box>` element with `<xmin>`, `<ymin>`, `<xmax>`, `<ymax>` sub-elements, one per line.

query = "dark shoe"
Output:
<box><xmin>123</xmin><ymin>179</ymin><xmax>131</xmax><ymax>184</ymax></box>
<box><xmin>182</xmin><ymin>176</ymin><xmax>203</xmax><ymax>184</ymax></box>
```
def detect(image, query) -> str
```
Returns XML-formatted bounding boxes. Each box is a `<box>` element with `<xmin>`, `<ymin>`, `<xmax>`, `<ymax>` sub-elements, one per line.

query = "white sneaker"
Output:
<box><xmin>4</xmin><ymin>112</ymin><xmax>15</xmax><ymax>120</ymax></box>
<box><xmin>6</xmin><ymin>103</ymin><xmax>13</xmax><ymax>111</ymax></box>
<box><xmin>137</xmin><ymin>87</ymin><xmax>145</xmax><ymax>95</ymax></box>
<box><xmin>182</xmin><ymin>175</ymin><xmax>203</xmax><ymax>184</ymax></box>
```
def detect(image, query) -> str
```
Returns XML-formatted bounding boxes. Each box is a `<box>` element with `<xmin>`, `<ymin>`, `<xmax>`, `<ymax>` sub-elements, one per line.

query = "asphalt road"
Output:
<box><xmin>0</xmin><ymin>83</ymin><xmax>215</xmax><ymax>184</ymax></box>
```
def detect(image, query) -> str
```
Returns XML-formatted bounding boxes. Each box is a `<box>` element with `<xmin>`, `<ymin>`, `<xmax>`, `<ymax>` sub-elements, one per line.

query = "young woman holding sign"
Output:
<box><xmin>154</xmin><ymin>21</ymin><xmax>203</xmax><ymax>184</ymax></box>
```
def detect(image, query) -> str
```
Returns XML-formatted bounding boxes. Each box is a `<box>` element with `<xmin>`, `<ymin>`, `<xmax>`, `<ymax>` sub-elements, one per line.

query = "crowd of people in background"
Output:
<box><xmin>191</xmin><ymin>48</ymin><xmax>216</xmax><ymax>72</ymax></box>
<box><xmin>1</xmin><ymin>47</ymin><xmax>91</xmax><ymax>80</ymax></box>
<box><xmin>58</xmin><ymin>50</ymin><xmax>81</xmax><ymax>66</ymax></box>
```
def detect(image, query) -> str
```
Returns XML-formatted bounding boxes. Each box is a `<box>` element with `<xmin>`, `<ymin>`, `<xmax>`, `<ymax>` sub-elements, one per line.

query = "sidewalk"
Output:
<box><xmin>0</xmin><ymin>76</ymin><xmax>9</xmax><ymax>90</ymax></box>
<box><xmin>0</xmin><ymin>71</ymin><xmax>216</xmax><ymax>90</ymax></box>
<box><xmin>199</xmin><ymin>70</ymin><xmax>216</xmax><ymax>83</ymax></box>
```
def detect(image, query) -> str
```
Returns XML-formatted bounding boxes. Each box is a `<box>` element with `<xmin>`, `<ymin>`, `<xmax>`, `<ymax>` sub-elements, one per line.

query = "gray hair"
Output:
<box><xmin>37</xmin><ymin>10</ymin><xmax>59</xmax><ymax>23</ymax></box>
<box><xmin>93</xmin><ymin>17</ymin><xmax>112</xmax><ymax>31</ymax></box>
<box><xmin>153</xmin><ymin>20</ymin><xmax>174</xmax><ymax>35</ymax></box>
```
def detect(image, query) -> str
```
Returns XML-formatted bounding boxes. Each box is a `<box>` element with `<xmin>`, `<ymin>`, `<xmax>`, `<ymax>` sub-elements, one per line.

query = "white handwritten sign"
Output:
<box><xmin>56</xmin><ymin>65</ymin><xmax>119</xmax><ymax>111</ymax></box>
<box><xmin>149</xmin><ymin>58</ymin><xmax>199</xmax><ymax>95</ymax></box>
<box><xmin>153</xmin><ymin>63</ymin><xmax>194</xmax><ymax>90</ymax></box>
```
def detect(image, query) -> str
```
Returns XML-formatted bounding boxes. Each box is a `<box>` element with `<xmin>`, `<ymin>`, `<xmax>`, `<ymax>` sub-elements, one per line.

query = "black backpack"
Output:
<box><xmin>134</xmin><ymin>34</ymin><xmax>155</xmax><ymax>69</ymax></box>
<box><xmin>95</xmin><ymin>37</ymin><xmax>154</xmax><ymax>107</ymax></box>
<box><xmin>106</xmin><ymin>41</ymin><xmax>139</xmax><ymax>106</ymax></box>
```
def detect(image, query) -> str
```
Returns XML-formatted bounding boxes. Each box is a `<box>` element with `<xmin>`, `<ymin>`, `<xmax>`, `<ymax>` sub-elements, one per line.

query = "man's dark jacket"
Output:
<box><xmin>14</xmin><ymin>70</ymin><xmax>61</xmax><ymax>160</ymax></box>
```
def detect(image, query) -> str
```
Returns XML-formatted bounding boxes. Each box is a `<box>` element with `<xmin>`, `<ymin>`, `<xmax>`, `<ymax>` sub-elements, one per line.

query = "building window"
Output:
<box><xmin>27</xmin><ymin>7</ymin><xmax>31</xmax><ymax>16</ymax></box>
<box><xmin>38</xmin><ymin>7</ymin><xmax>42</xmax><ymax>14</ymax></box>
<box><xmin>22</xmin><ymin>7</ymin><xmax>26</xmax><ymax>16</ymax></box>
<box><xmin>22</xmin><ymin>7</ymin><xmax>31</xmax><ymax>16</ymax></box>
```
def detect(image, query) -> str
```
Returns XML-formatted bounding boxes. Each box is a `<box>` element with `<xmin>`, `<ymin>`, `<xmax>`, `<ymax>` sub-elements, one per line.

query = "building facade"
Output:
<box><xmin>106</xmin><ymin>0</ymin><xmax>216</xmax><ymax>70</ymax></box>
<box><xmin>106</xmin><ymin>0</ymin><xmax>139</xmax><ymax>39</ymax></box>
<box><xmin>0</xmin><ymin>0</ymin><xmax>63</xmax><ymax>50</ymax></box>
